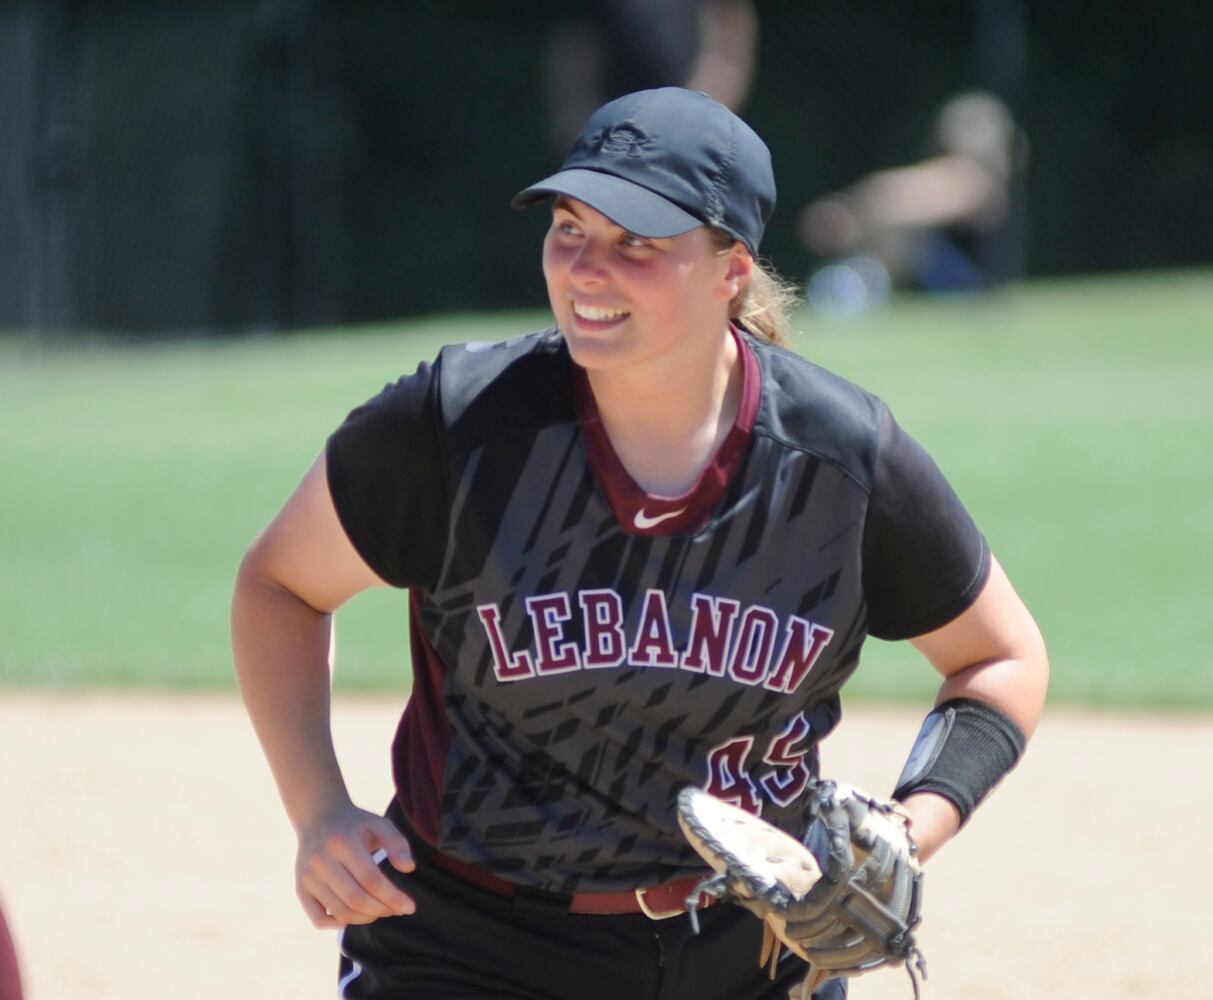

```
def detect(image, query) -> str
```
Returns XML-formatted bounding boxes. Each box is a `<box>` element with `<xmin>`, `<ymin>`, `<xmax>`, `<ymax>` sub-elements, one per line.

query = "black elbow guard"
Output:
<box><xmin>893</xmin><ymin>697</ymin><xmax>1027</xmax><ymax>826</ymax></box>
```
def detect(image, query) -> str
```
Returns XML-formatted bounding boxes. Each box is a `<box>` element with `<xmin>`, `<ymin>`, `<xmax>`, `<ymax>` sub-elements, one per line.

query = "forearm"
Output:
<box><xmin>902</xmin><ymin>655</ymin><xmax>1043</xmax><ymax>859</ymax></box>
<box><xmin>901</xmin><ymin>580</ymin><xmax>1050</xmax><ymax>861</ymax></box>
<box><xmin>907</xmin><ymin>635</ymin><xmax>1048</xmax><ymax>864</ymax></box>
<box><xmin>901</xmin><ymin>655</ymin><xmax>1046</xmax><ymax>862</ymax></box>
<box><xmin>231</xmin><ymin>557</ymin><xmax>352</xmax><ymax>832</ymax></box>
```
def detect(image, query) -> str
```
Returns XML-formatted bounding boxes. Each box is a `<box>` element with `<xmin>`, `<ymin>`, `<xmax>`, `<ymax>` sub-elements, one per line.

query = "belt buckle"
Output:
<box><xmin>634</xmin><ymin>886</ymin><xmax>684</xmax><ymax>920</ymax></box>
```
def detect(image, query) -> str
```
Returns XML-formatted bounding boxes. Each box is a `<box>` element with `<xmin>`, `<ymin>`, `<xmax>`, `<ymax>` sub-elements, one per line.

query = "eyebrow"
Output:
<box><xmin>552</xmin><ymin>195</ymin><xmax>581</xmax><ymax>218</ymax></box>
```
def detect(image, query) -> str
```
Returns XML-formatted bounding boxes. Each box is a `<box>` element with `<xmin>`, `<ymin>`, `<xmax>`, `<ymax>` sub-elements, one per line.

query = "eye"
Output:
<box><xmin>553</xmin><ymin>218</ymin><xmax>582</xmax><ymax>239</ymax></box>
<box><xmin>620</xmin><ymin>232</ymin><xmax>652</xmax><ymax>250</ymax></box>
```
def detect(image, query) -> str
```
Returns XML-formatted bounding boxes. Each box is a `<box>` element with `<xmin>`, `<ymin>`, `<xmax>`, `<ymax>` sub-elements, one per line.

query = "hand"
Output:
<box><xmin>798</xmin><ymin>195</ymin><xmax>863</xmax><ymax>255</ymax></box>
<box><xmin>294</xmin><ymin>800</ymin><xmax>417</xmax><ymax>929</ymax></box>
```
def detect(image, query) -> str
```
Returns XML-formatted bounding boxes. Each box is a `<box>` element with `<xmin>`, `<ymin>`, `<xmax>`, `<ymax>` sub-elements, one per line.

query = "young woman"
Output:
<box><xmin>232</xmin><ymin>87</ymin><xmax>1048</xmax><ymax>999</ymax></box>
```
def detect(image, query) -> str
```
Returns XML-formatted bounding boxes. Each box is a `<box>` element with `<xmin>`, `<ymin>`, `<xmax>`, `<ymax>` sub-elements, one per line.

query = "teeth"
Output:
<box><xmin>573</xmin><ymin>302</ymin><xmax>629</xmax><ymax>321</ymax></box>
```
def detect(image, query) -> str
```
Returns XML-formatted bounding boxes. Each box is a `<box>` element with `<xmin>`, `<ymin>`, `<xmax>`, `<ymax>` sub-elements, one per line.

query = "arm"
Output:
<box><xmin>231</xmin><ymin>451</ymin><xmax>416</xmax><ymax>928</ymax></box>
<box><xmin>850</xmin><ymin>156</ymin><xmax>1005</xmax><ymax>231</ymax></box>
<box><xmin>799</xmin><ymin>156</ymin><xmax>1003</xmax><ymax>256</ymax></box>
<box><xmin>897</xmin><ymin>554</ymin><xmax>1049</xmax><ymax>862</ymax></box>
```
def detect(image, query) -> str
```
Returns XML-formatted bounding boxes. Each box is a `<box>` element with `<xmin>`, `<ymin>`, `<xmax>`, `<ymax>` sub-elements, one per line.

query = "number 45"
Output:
<box><xmin>702</xmin><ymin>711</ymin><xmax>814</xmax><ymax>816</ymax></box>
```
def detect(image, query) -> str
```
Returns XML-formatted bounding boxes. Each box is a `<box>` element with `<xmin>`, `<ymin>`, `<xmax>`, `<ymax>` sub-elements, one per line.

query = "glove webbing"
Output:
<box><xmin>679</xmin><ymin>783</ymin><xmax>926</xmax><ymax>999</ymax></box>
<box><xmin>791</xmin><ymin>790</ymin><xmax>926</xmax><ymax>999</ymax></box>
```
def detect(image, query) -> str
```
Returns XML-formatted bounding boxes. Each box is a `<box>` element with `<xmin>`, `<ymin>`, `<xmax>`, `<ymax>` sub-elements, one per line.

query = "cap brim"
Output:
<box><xmin>511</xmin><ymin>168</ymin><xmax>702</xmax><ymax>238</ymax></box>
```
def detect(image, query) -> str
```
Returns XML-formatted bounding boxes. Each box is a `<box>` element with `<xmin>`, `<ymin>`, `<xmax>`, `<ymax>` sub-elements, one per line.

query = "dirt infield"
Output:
<box><xmin>1</xmin><ymin>692</ymin><xmax>1209</xmax><ymax>1000</ymax></box>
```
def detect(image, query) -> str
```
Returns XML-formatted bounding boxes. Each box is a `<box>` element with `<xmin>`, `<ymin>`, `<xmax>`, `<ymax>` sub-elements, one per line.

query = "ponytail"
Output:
<box><xmin>708</xmin><ymin>228</ymin><xmax>800</xmax><ymax>349</ymax></box>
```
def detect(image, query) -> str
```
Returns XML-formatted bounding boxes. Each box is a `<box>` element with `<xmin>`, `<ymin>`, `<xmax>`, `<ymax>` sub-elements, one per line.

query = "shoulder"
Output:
<box><xmin>436</xmin><ymin>326</ymin><xmax>576</xmax><ymax>456</ymax></box>
<box><xmin>748</xmin><ymin>335</ymin><xmax>888</xmax><ymax>493</ymax></box>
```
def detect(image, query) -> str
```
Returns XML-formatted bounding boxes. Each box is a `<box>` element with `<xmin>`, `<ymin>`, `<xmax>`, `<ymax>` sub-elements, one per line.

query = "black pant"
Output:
<box><xmin>338</xmin><ymin>849</ymin><xmax>846</xmax><ymax>1000</ymax></box>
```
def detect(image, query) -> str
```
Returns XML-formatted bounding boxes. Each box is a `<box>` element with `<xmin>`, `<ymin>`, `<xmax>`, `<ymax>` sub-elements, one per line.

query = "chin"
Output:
<box><xmin>559</xmin><ymin>326</ymin><xmax>634</xmax><ymax>372</ymax></box>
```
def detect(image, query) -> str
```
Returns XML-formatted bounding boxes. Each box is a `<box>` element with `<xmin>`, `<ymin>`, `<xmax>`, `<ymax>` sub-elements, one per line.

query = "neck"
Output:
<box><xmin>586</xmin><ymin>326</ymin><xmax>742</xmax><ymax>496</ymax></box>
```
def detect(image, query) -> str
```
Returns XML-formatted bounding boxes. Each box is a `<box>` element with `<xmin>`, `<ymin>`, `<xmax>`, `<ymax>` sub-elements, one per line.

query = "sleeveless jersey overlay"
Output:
<box><xmin>326</xmin><ymin>327</ymin><xmax>989</xmax><ymax>893</ymax></box>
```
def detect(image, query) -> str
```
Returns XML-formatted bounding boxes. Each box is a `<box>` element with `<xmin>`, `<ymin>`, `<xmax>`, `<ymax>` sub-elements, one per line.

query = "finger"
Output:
<box><xmin>315</xmin><ymin>838</ymin><xmax>417</xmax><ymax>921</ymax></box>
<box><xmin>366</xmin><ymin>818</ymin><xmax>416</xmax><ymax>874</ymax></box>
<box><xmin>299</xmin><ymin>844</ymin><xmax>397</xmax><ymax>923</ymax></box>
<box><xmin>297</xmin><ymin>885</ymin><xmax>343</xmax><ymax>930</ymax></box>
<box><xmin>343</xmin><ymin>845</ymin><xmax>415</xmax><ymax>916</ymax></box>
<box><xmin>303</xmin><ymin>867</ymin><xmax>387</xmax><ymax>926</ymax></box>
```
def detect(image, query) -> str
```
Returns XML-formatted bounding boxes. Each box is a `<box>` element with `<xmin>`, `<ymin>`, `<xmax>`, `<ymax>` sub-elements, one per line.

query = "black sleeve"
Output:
<box><xmin>325</xmin><ymin>359</ymin><xmax>449</xmax><ymax>589</ymax></box>
<box><xmin>862</xmin><ymin>405</ymin><xmax>991</xmax><ymax>640</ymax></box>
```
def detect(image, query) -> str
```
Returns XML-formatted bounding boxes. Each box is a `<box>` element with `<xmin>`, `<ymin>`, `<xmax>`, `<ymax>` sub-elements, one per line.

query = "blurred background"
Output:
<box><xmin>2</xmin><ymin>0</ymin><xmax>1213</xmax><ymax>701</ymax></box>
<box><xmin>3</xmin><ymin>0</ymin><xmax>1212</xmax><ymax>703</ymax></box>
<box><xmin>2</xmin><ymin>0</ymin><xmax>1210</xmax><ymax>334</ymax></box>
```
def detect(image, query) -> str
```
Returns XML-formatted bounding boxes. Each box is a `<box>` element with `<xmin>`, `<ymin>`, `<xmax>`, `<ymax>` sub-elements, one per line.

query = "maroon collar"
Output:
<box><xmin>572</xmin><ymin>326</ymin><xmax>761</xmax><ymax>536</ymax></box>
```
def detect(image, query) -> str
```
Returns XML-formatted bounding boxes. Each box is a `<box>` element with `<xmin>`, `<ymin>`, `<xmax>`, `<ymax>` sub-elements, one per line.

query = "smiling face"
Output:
<box><xmin>542</xmin><ymin>197</ymin><xmax>750</xmax><ymax>375</ymax></box>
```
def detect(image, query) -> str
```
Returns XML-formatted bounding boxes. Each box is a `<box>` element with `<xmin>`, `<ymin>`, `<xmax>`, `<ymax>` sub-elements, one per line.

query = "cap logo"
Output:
<box><xmin>583</xmin><ymin>124</ymin><xmax>651</xmax><ymax>158</ymax></box>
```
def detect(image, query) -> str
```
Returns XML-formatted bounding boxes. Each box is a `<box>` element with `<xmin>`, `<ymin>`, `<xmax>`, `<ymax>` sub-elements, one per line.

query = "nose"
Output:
<box><xmin>568</xmin><ymin>237</ymin><xmax>609</xmax><ymax>286</ymax></box>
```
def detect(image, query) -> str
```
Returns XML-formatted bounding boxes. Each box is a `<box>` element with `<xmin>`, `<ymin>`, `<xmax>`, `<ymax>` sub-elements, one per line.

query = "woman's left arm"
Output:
<box><xmin>898</xmin><ymin>554</ymin><xmax>1049</xmax><ymax>862</ymax></box>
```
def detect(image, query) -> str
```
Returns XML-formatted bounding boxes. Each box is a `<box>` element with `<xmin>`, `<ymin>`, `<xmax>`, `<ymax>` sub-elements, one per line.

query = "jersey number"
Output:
<box><xmin>702</xmin><ymin>712</ymin><xmax>814</xmax><ymax>816</ymax></box>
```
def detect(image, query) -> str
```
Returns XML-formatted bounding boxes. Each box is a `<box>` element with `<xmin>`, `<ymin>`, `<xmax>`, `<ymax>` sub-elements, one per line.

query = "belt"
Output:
<box><xmin>424</xmin><ymin>846</ymin><xmax>717</xmax><ymax>919</ymax></box>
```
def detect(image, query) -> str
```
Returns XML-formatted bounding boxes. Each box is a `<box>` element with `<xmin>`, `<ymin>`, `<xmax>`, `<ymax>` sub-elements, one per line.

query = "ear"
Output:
<box><xmin>718</xmin><ymin>243</ymin><xmax>755</xmax><ymax>302</ymax></box>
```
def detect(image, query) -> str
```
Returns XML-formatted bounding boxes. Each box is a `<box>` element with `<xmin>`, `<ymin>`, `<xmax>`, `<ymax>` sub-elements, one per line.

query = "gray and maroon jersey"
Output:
<box><xmin>326</xmin><ymin>326</ymin><xmax>988</xmax><ymax>892</ymax></box>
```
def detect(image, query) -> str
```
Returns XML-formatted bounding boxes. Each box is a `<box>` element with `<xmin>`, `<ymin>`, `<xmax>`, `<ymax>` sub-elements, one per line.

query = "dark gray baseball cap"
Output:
<box><xmin>511</xmin><ymin>88</ymin><xmax>775</xmax><ymax>257</ymax></box>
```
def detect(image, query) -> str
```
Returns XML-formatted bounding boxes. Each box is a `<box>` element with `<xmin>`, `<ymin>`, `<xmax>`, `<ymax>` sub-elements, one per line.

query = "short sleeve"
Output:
<box><xmin>862</xmin><ymin>406</ymin><xmax>990</xmax><ymax>640</ymax></box>
<box><xmin>325</xmin><ymin>360</ymin><xmax>449</xmax><ymax>589</ymax></box>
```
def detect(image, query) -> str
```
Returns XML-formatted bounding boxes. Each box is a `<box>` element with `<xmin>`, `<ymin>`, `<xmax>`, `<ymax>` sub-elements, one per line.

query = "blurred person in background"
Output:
<box><xmin>800</xmin><ymin>90</ymin><xmax>1028</xmax><ymax>316</ymax></box>
<box><xmin>544</xmin><ymin>0</ymin><xmax>759</xmax><ymax>152</ymax></box>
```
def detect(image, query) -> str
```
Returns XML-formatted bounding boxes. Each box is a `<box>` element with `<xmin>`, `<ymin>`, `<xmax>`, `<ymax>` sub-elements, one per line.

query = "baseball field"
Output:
<box><xmin>2</xmin><ymin>269</ymin><xmax>1211</xmax><ymax>998</ymax></box>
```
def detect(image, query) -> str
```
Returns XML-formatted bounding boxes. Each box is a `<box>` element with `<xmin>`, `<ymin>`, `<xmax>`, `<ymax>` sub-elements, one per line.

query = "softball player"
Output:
<box><xmin>0</xmin><ymin>900</ymin><xmax>21</xmax><ymax>1000</ymax></box>
<box><xmin>233</xmin><ymin>87</ymin><xmax>1048</xmax><ymax>999</ymax></box>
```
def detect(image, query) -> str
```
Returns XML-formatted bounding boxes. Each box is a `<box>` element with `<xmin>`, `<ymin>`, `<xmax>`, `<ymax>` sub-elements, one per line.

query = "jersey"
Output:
<box><xmin>326</xmin><ymin>326</ymin><xmax>989</xmax><ymax>893</ymax></box>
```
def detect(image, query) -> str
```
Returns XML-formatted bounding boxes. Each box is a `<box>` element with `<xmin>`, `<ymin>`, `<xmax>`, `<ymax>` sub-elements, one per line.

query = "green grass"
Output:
<box><xmin>2</xmin><ymin>269</ymin><xmax>1211</xmax><ymax>708</ymax></box>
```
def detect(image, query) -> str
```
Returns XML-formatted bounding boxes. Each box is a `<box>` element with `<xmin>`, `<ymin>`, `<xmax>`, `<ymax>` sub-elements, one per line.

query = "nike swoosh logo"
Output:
<box><xmin>633</xmin><ymin>507</ymin><xmax>687</xmax><ymax>530</ymax></box>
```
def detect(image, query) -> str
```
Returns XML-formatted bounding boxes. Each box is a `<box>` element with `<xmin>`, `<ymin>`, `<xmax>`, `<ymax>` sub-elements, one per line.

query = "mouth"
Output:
<box><xmin>571</xmin><ymin>301</ymin><xmax>631</xmax><ymax>326</ymax></box>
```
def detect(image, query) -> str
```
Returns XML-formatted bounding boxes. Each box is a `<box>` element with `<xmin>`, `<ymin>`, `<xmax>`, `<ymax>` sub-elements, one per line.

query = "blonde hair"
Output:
<box><xmin>708</xmin><ymin>228</ymin><xmax>799</xmax><ymax>348</ymax></box>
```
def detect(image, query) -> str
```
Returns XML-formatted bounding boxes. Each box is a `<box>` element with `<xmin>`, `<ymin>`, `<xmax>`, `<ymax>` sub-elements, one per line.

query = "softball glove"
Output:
<box><xmin>676</xmin><ymin>782</ymin><xmax>926</xmax><ymax>999</ymax></box>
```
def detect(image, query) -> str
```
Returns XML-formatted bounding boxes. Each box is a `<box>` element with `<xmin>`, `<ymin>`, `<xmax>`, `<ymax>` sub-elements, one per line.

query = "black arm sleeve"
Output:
<box><xmin>325</xmin><ymin>360</ymin><xmax>449</xmax><ymax>589</ymax></box>
<box><xmin>862</xmin><ymin>406</ymin><xmax>990</xmax><ymax>640</ymax></box>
